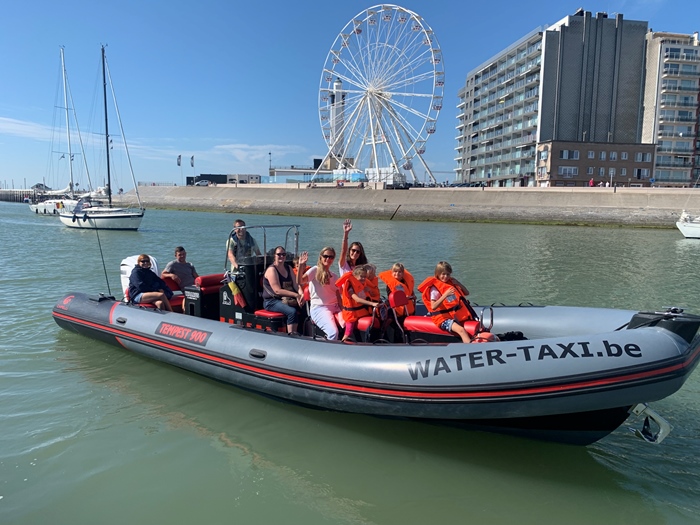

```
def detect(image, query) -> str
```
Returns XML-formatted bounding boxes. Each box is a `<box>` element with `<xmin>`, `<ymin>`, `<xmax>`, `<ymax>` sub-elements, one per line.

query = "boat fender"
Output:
<box><xmin>82</xmin><ymin>213</ymin><xmax>88</xmax><ymax>222</ymax></box>
<box><xmin>71</xmin><ymin>214</ymin><xmax>77</xmax><ymax>223</ymax></box>
<box><xmin>471</xmin><ymin>331</ymin><xmax>499</xmax><ymax>343</ymax></box>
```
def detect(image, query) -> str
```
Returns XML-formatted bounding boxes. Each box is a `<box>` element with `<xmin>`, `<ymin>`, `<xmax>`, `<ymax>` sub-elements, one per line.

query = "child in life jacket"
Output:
<box><xmin>363</xmin><ymin>264</ymin><xmax>381</xmax><ymax>304</ymax></box>
<box><xmin>336</xmin><ymin>265</ymin><xmax>380</xmax><ymax>342</ymax></box>
<box><xmin>417</xmin><ymin>261</ymin><xmax>473</xmax><ymax>343</ymax></box>
<box><xmin>378</xmin><ymin>263</ymin><xmax>416</xmax><ymax>320</ymax></box>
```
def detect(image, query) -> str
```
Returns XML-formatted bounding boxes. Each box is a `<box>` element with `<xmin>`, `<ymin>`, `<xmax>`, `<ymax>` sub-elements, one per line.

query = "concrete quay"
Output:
<box><xmin>114</xmin><ymin>184</ymin><xmax>700</xmax><ymax>228</ymax></box>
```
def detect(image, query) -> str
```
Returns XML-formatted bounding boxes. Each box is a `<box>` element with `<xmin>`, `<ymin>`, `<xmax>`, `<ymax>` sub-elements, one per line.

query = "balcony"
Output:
<box><xmin>661</xmin><ymin>84</ymin><xmax>700</xmax><ymax>92</ymax></box>
<box><xmin>655</xmin><ymin>159</ymin><xmax>694</xmax><ymax>168</ymax></box>
<box><xmin>660</xmin><ymin>100</ymin><xmax>698</xmax><ymax>108</ymax></box>
<box><xmin>665</xmin><ymin>52</ymin><xmax>700</xmax><ymax>62</ymax></box>
<box><xmin>658</xmin><ymin>131</ymin><xmax>697</xmax><ymax>138</ymax></box>
<box><xmin>663</xmin><ymin>69</ymin><xmax>700</xmax><ymax>77</ymax></box>
<box><xmin>658</xmin><ymin>115</ymin><xmax>698</xmax><ymax>123</ymax></box>
<box><xmin>657</xmin><ymin>146</ymin><xmax>694</xmax><ymax>154</ymax></box>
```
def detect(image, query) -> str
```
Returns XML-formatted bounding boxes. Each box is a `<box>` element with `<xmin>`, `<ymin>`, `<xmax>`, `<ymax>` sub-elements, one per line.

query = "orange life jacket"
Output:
<box><xmin>365</xmin><ymin>275</ymin><xmax>381</xmax><ymax>303</ymax></box>
<box><xmin>417</xmin><ymin>276</ymin><xmax>473</xmax><ymax>327</ymax></box>
<box><xmin>378</xmin><ymin>270</ymin><xmax>415</xmax><ymax>316</ymax></box>
<box><xmin>336</xmin><ymin>272</ymin><xmax>372</xmax><ymax>323</ymax></box>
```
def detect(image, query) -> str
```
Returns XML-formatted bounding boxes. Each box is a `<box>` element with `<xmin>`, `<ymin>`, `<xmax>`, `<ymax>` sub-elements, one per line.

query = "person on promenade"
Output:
<box><xmin>299</xmin><ymin>247</ymin><xmax>344</xmax><ymax>340</ymax></box>
<box><xmin>417</xmin><ymin>261</ymin><xmax>473</xmax><ymax>343</ymax></box>
<box><xmin>262</xmin><ymin>246</ymin><xmax>305</xmax><ymax>334</ymax></box>
<box><xmin>161</xmin><ymin>246</ymin><xmax>199</xmax><ymax>290</ymax></box>
<box><xmin>227</xmin><ymin>219</ymin><xmax>261</xmax><ymax>269</ymax></box>
<box><xmin>336</xmin><ymin>265</ymin><xmax>381</xmax><ymax>342</ymax></box>
<box><xmin>378</xmin><ymin>262</ymin><xmax>416</xmax><ymax>320</ymax></box>
<box><xmin>339</xmin><ymin>218</ymin><xmax>368</xmax><ymax>276</ymax></box>
<box><xmin>128</xmin><ymin>254</ymin><xmax>173</xmax><ymax>311</ymax></box>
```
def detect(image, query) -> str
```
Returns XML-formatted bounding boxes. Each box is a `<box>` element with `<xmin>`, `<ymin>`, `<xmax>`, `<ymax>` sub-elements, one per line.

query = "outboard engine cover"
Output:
<box><xmin>627</xmin><ymin>309</ymin><xmax>700</xmax><ymax>344</ymax></box>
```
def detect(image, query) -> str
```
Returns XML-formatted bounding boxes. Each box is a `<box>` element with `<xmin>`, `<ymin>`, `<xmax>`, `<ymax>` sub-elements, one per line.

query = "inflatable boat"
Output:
<box><xmin>52</xmin><ymin>226</ymin><xmax>700</xmax><ymax>445</ymax></box>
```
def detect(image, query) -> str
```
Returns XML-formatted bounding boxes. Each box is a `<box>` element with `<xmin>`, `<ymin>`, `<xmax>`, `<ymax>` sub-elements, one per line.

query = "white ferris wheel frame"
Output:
<box><xmin>316</xmin><ymin>4</ymin><xmax>444</xmax><ymax>184</ymax></box>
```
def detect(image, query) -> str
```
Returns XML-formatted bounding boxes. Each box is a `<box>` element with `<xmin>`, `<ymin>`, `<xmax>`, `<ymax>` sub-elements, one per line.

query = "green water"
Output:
<box><xmin>2</xmin><ymin>202</ymin><xmax>700</xmax><ymax>525</ymax></box>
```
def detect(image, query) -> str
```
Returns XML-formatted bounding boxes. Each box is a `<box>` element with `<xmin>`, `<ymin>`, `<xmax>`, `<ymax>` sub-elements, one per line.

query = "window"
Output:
<box><xmin>610</xmin><ymin>152</ymin><xmax>617</xmax><ymax>161</ymax></box>
<box><xmin>588</xmin><ymin>150</ymin><xmax>595</xmax><ymax>159</ymax></box>
<box><xmin>635</xmin><ymin>152</ymin><xmax>643</xmax><ymax>162</ymax></box>
<box><xmin>539</xmin><ymin>149</ymin><xmax>549</xmax><ymax>161</ymax></box>
<box><xmin>644</xmin><ymin>153</ymin><xmax>652</xmax><ymax>162</ymax></box>
<box><xmin>599</xmin><ymin>151</ymin><xmax>606</xmax><ymax>160</ymax></box>
<box><xmin>621</xmin><ymin>152</ymin><xmax>628</xmax><ymax>160</ymax></box>
<box><xmin>557</xmin><ymin>166</ymin><xmax>578</xmax><ymax>177</ymax></box>
<box><xmin>559</xmin><ymin>149</ymin><xmax>579</xmax><ymax>160</ymax></box>
<box><xmin>634</xmin><ymin>168</ymin><xmax>650</xmax><ymax>179</ymax></box>
<box><xmin>587</xmin><ymin>167</ymin><xmax>594</xmax><ymax>175</ymax></box>
<box><xmin>599</xmin><ymin>167</ymin><xmax>605</xmax><ymax>177</ymax></box>
<box><xmin>621</xmin><ymin>168</ymin><xmax>627</xmax><ymax>176</ymax></box>
<box><xmin>609</xmin><ymin>168</ymin><xmax>616</xmax><ymax>177</ymax></box>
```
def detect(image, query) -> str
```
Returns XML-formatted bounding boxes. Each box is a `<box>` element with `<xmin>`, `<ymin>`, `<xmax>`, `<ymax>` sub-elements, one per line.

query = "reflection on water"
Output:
<box><xmin>2</xmin><ymin>202</ymin><xmax>700</xmax><ymax>524</ymax></box>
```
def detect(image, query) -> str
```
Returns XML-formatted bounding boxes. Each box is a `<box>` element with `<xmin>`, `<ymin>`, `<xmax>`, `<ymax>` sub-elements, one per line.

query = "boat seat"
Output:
<box><xmin>356</xmin><ymin>316</ymin><xmax>376</xmax><ymax>332</ymax></box>
<box><xmin>388</xmin><ymin>290</ymin><xmax>408</xmax><ymax>309</ymax></box>
<box><xmin>162</xmin><ymin>276</ymin><xmax>184</xmax><ymax>313</ymax></box>
<box><xmin>403</xmin><ymin>316</ymin><xmax>480</xmax><ymax>337</ymax></box>
<box><xmin>255</xmin><ymin>309</ymin><xmax>285</xmax><ymax>319</ymax></box>
<box><xmin>194</xmin><ymin>273</ymin><xmax>226</xmax><ymax>295</ymax></box>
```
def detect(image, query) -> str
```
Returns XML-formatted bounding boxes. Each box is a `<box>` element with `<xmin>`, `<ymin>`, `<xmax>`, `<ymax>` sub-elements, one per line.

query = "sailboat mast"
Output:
<box><xmin>60</xmin><ymin>47</ymin><xmax>74</xmax><ymax>198</ymax></box>
<box><xmin>102</xmin><ymin>45</ymin><xmax>112</xmax><ymax>208</ymax></box>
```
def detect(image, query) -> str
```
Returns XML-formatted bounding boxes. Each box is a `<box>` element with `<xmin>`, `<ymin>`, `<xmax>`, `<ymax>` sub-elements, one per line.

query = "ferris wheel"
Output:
<box><xmin>317</xmin><ymin>4</ymin><xmax>444</xmax><ymax>184</ymax></box>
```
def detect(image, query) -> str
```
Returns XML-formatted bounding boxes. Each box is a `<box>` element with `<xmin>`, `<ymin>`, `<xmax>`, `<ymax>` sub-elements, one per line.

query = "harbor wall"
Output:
<box><xmin>114</xmin><ymin>185</ymin><xmax>700</xmax><ymax>227</ymax></box>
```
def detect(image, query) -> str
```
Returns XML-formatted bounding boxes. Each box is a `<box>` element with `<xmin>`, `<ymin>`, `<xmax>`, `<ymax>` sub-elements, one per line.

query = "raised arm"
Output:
<box><xmin>296</xmin><ymin>251</ymin><xmax>309</xmax><ymax>288</ymax></box>
<box><xmin>339</xmin><ymin>219</ymin><xmax>352</xmax><ymax>265</ymax></box>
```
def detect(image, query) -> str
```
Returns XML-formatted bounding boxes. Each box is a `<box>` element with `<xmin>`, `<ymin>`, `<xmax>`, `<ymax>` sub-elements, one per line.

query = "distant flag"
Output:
<box><xmin>177</xmin><ymin>155</ymin><xmax>181</xmax><ymax>166</ymax></box>
<box><xmin>190</xmin><ymin>155</ymin><xmax>195</xmax><ymax>168</ymax></box>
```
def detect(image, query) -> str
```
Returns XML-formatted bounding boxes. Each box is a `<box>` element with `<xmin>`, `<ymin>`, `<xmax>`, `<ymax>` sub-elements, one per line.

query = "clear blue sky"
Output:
<box><xmin>1</xmin><ymin>0</ymin><xmax>698</xmax><ymax>189</ymax></box>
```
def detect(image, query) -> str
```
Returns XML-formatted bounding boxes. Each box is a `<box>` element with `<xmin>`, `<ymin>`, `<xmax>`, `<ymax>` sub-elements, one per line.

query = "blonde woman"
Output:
<box><xmin>300</xmin><ymin>247</ymin><xmax>344</xmax><ymax>340</ymax></box>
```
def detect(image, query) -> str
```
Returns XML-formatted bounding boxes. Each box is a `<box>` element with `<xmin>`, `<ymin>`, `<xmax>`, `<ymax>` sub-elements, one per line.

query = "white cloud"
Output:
<box><xmin>0</xmin><ymin>117</ymin><xmax>53</xmax><ymax>141</ymax></box>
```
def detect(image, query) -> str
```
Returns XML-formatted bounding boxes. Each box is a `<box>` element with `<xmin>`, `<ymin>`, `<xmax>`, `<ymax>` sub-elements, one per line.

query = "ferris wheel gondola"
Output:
<box><xmin>315</xmin><ymin>4</ymin><xmax>444</xmax><ymax>185</ymax></box>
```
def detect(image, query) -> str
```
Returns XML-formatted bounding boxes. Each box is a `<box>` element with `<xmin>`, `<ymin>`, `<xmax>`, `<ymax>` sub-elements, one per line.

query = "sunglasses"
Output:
<box><xmin>275</xmin><ymin>252</ymin><xmax>286</xmax><ymax>257</ymax></box>
<box><xmin>321</xmin><ymin>254</ymin><xmax>335</xmax><ymax>259</ymax></box>
<box><xmin>139</xmin><ymin>260</ymin><xmax>150</xmax><ymax>264</ymax></box>
<box><xmin>349</xmin><ymin>248</ymin><xmax>361</xmax><ymax>254</ymax></box>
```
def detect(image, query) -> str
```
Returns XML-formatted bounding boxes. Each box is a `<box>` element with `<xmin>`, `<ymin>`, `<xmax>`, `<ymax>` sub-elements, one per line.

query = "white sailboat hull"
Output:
<box><xmin>29</xmin><ymin>199</ymin><xmax>80</xmax><ymax>215</ymax></box>
<box><xmin>676</xmin><ymin>220</ymin><xmax>700</xmax><ymax>239</ymax></box>
<box><xmin>676</xmin><ymin>210</ymin><xmax>700</xmax><ymax>239</ymax></box>
<box><xmin>59</xmin><ymin>207</ymin><xmax>144</xmax><ymax>230</ymax></box>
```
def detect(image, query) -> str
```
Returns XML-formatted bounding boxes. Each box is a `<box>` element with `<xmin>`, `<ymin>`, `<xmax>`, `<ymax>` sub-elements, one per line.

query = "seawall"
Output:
<box><xmin>114</xmin><ymin>185</ymin><xmax>700</xmax><ymax>227</ymax></box>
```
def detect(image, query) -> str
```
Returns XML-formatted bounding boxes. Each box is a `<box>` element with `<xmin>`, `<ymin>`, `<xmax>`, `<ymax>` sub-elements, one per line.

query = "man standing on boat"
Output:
<box><xmin>227</xmin><ymin>219</ymin><xmax>261</xmax><ymax>269</ymax></box>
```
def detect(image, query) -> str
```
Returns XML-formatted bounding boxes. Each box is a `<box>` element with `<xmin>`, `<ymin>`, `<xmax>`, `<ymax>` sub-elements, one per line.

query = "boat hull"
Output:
<box><xmin>29</xmin><ymin>199</ymin><xmax>79</xmax><ymax>215</ymax></box>
<box><xmin>59</xmin><ymin>208</ymin><xmax>144</xmax><ymax>230</ymax></box>
<box><xmin>676</xmin><ymin>220</ymin><xmax>700</xmax><ymax>239</ymax></box>
<box><xmin>53</xmin><ymin>293</ymin><xmax>700</xmax><ymax>444</ymax></box>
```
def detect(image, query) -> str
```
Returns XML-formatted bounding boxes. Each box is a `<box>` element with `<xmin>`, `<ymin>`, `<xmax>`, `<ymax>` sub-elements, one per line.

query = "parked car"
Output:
<box><xmin>194</xmin><ymin>180</ymin><xmax>210</xmax><ymax>186</ymax></box>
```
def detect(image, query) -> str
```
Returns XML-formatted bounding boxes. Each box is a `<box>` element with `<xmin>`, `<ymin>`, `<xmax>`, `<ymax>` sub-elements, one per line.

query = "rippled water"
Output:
<box><xmin>2</xmin><ymin>201</ymin><xmax>700</xmax><ymax>524</ymax></box>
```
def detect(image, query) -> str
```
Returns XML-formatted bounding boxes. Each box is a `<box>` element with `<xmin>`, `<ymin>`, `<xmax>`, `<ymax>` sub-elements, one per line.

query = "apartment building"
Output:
<box><xmin>642</xmin><ymin>31</ymin><xmax>700</xmax><ymax>187</ymax></box>
<box><xmin>456</xmin><ymin>10</ymin><xmax>649</xmax><ymax>187</ymax></box>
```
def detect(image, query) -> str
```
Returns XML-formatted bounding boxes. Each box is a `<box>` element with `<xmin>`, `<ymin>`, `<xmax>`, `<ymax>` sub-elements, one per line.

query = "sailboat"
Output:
<box><xmin>29</xmin><ymin>48</ymin><xmax>81</xmax><ymax>215</ymax></box>
<box><xmin>59</xmin><ymin>46</ymin><xmax>145</xmax><ymax>231</ymax></box>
